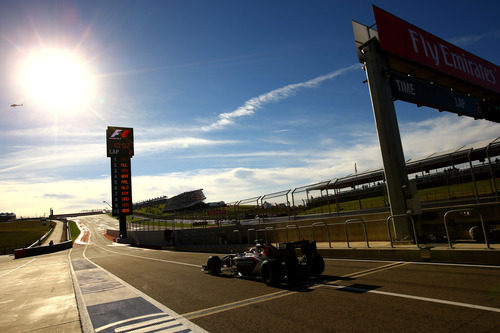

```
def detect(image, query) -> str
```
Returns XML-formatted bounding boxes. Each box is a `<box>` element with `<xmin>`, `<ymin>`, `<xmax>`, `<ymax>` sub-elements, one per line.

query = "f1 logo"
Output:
<box><xmin>110</xmin><ymin>129</ymin><xmax>123</xmax><ymax>139</ymax></box>
<box><xmin>107</xmin><ymin>126</ymin><xmax>134</xmax><ymax>158</ymax></box>
<box><xmin>109</xmin><ymin>129</ymin><xmax>131</xmax><ymax>139</ymax></box>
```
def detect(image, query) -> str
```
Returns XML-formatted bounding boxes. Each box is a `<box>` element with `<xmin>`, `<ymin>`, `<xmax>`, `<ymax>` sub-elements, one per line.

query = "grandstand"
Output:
<box><xmin>306</xmin><ymin>137</ymin><xmax>500</xmax><ymax>208</ymax></box>
<box><xmin>162</xmin><ymin>189</ymin><xmax>206</xmax><ymax>212</ymax></box>
<box><xmin>0</xmin><ymin>212</ymin><xmax>16</xmax><ymax>222</ymax></box>
<box><xmin>133</xmin><ymin>196</ymin><xmax>168</xmax><ymax>210</ymax></box>
<box><xmin>132</xmin><ymin>138</ymin><xmax>499</xmax><ymax>219</ymax></box>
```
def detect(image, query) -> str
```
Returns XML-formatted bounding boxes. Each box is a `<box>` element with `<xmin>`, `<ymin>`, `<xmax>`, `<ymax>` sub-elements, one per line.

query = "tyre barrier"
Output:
<box><xmin>14</xmin><ymin>240</ymin><xmax>73</xmax><ymax>259</ymax></box>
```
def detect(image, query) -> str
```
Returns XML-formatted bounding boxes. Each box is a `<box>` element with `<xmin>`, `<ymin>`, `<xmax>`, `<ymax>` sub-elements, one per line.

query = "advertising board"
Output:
<box><xmin>373</xmin><ymin>6</ymin><xmax>500</xmax><ymax>95</ymax></box>
<box><xmin>390</xmin><ymin>72</ymin><xmax>483</xmax><ymax>119</ymax></box>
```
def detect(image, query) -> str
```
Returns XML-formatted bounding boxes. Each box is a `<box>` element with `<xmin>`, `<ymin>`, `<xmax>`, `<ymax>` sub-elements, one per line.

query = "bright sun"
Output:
<box><xmin>20</xmin><ymin>48</ymin><xmax>95</xmax><ymax>114</ymax></box>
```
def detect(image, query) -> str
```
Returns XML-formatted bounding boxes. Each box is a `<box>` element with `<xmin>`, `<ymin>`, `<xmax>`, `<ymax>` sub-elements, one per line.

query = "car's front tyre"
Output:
<box><xmin>260</xmin><ymin>260</ymin><xmax>281</xmax><ymax>286</ymax></box>
<box><xmin>206</xmin><ymin>256</ymin><xmax>222</xmax><ymax>275</ymax></box>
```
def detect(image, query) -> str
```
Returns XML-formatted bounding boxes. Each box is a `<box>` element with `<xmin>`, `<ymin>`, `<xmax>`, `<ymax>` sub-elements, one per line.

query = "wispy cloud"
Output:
<box><xmin>448</xmin><ymin>29</ymin><xmax>500</xmax><ymax>47</ymax></box>
<box><xmin>448</xmin><ymin>33</ymin><xmax>486</xmax><ymax>47</ymax></box>
<box><xmin>202</xmin><ymin>64</ymin><xmax>362</xmax><ymax>131</ymax></box>
<box><xmin>178</xmin><ymin>150</ymin><xmax>300</xmax><ymax>160</ymax></box>
<box><xmin>0</xmin><ymin>137</ymin><xmax>239</xmax><ymax>178</ymax></box>
<box><xmin>98</xmin><ymin>52</ymin><xmax>273</xmax><ymax>78</ymax></box>
<box><xmin>4</xmin><ymin>114</ymin><xmax>500</xmax><ymax>216</ymax></box>
<box><xmin>136</xmin><ymin>137</ymin><xmax>239</xmax><ymax>155</ymax></box>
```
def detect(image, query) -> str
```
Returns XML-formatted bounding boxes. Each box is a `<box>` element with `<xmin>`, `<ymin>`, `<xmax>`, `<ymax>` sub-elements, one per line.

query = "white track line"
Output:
<box><xmin>91</xmin><ymin>245</ymin><xmax>200</xmax><ymax>268</ymax></box>
<box><xmin>95</xmin><ymin>314</ymin><xmax>167</xmax><ymax>332</ymax></box>
<box><xmin>0</xmin><ymin>258</ymin><xmax>36</xmax><ymax>278</ymax></box>
<box><xmin>322</xmin><ymin>283</ymin><xmax>500</xmax><ymax>313</ymax></box>
<box><xmin>80</xmin><ymin>227</ymin><xmax>207</xmax><ymax>333</ymax></box>
<box><xmin>325</xmin><ymin>258</ymin><xmax>500</xmax><ymax>269</ymax></box>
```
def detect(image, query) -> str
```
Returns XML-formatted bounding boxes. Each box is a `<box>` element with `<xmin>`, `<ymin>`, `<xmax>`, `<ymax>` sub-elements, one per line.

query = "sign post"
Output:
<box><xmin>106</xmin><ymin>126</ymin><xmax>134</xmax><ymax>239</ymax></box>
<box><xmin>354</xmin><ymin>4</ymin><xmax>500</xmax><ymax>242</ymax></box>
<box><xmin>361</xmin><ymin>38</ymin><xmax>413</xmax><ymax>240</ymax></box>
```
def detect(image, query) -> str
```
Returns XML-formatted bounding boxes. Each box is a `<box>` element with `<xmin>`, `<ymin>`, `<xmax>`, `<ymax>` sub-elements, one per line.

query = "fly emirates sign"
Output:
<box><xmin>373</xmin><ymin>6</ymin><xmax>500</xmax><ymax>94</ymax></box>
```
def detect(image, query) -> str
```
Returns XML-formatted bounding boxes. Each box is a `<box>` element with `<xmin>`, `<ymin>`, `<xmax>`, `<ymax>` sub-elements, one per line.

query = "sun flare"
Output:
<box><xmin>19</xmin><ymin>48</ymin><xmax>96</xmax><ymax>114</ymax></box>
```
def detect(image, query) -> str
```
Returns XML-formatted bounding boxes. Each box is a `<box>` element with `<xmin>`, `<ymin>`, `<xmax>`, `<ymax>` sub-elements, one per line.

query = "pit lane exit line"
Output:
<box><xmin>91</xmin><ymin>244</ymin><xmax>200</xmax><ymax>268</ymax></box>
<box><xmin>0</xmin><ymin>258</ymin><xmax>36</xmax><ymax>278</ymax></box>
<box><xmin>182</xmin><ymin>262</ymin><xmax>407</xmax><ymax>320</ymax></box>
<box><xmin>321</xmin><ymin>284</ymin><xmax>500</xmax><ymax>313</ymax></box>
<box><xmin>77</xmin><ymin>229</ymin><xmax>207</xmax><ymax>333</ymax></box>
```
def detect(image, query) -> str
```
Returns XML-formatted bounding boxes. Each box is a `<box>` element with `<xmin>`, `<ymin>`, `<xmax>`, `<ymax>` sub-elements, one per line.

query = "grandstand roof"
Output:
<box><xmin>308</xmin><ymin>137</ymin><xmax>500</xmax><ymax>191</ymax></box>
<box><xmin>163</xmin><ymin>189</ymin><xmax>206</xmax><ymax>212</ymax></box>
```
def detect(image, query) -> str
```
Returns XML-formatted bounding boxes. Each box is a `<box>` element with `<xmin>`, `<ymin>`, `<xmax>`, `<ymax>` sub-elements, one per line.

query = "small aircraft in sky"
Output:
<box><xmin>10</xmin><ymin>104</ymin><xmax>23</xmax><ymax>107</ymax></box>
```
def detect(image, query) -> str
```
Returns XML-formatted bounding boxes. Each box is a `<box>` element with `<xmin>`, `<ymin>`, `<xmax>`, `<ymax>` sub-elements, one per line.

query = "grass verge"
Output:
<box><xmin>68</xmin><ymin>220</ymin><xmax>81</xmax><ymax>242</ymax></box>
<box><xmin>0</xmin><ymin>220</ymin><xmax>54</xmax><ymax>254</ymax></box>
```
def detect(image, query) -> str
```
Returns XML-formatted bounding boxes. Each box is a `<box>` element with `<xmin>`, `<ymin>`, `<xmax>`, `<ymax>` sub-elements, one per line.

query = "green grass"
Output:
<box><xmin>126</xmin><ymin>216</ymin><xmax>194</xmax><ymax>228</ymax></box>
<box><xmin>68</xmin><ymin>220</ymin><xmax>80</xmax><ymax>242</ymax></box>
<box><xmin>0</xmin><ymin>220</ymin><xmax>54</xmax><ymax>254</ymax></box>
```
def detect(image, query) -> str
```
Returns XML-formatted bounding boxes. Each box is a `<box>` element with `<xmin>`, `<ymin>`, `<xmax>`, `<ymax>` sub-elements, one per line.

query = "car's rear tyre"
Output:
<box><xmin>307</xmin><ymin>253</ymin><xmax>325</xmax><ymax>277</ymax></box>
<box><xmin>285</xmin><ymin>256</ymin><xmax>298</xmax><ymax>283</ymax></box>
<box><xmin>206</xmin><ymin>256</ymin><xmax>221</xmax><ymax>275</ymax></box>
<box><xmin>260</xmin><ymin>260</ymin><xmax>280</xmax><ymax>286</ymax></box>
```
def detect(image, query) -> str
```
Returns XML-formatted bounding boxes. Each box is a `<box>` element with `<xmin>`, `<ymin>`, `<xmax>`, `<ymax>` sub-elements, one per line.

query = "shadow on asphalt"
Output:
<box><xmin>203</xmin><ymin>272</ymin><xmax>357</xmax><ymax>292</ymax></box>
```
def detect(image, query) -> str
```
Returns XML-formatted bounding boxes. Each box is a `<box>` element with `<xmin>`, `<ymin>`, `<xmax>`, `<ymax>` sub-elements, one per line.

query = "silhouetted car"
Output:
<box><xmin>202</xmin><ymin>240</ymin><xmax>324</xmax><ymax>286</ymax></box>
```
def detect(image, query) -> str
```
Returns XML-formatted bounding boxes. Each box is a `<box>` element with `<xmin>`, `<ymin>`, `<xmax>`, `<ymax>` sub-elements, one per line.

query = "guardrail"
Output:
<box><xmin>128</xmin><ymin>203</ymin><xmax>499</xmax><ymax>250</ymax></box>
<box><xmin>14</xmin><ymin>240</ymin><xmax>73</xmax><ymax>259</ymax></box>
<box><xmin>312</xmin><ymin>222</ymin><xmax>331</xmax><ymax>248</ymax></box>
<box><xmin>247</xmin><ymin>228</ymin><xmax>256</xmax><ymax>244</ymax></box>
<box><xmin>386</xmin><ymin>214</ymin><xmax>419</xmax><ymax>248</ymax></box>
<box><xmin>344</xmin><ymin>218</ymin><xmax>369</xmax><ymax>248</ymax></box>
<box><xmin>255</xmin><ymin>226</ymin><xmax>275</xmax><ymax>244</ymax></box>
<box><xmin>233</xmin><ymin>229</ymin><xmax>242</xmax><ymax>244</ymax></box>
<box><xmin>27</xmin><ymin>221</ymin><xmax>55</xmax><ymax>248</ymax></box>
<box><xmin>443</xmin><ymin>208</ymin><xmax>490</xmax><ymax>249</ymax></box>
<box><xmin>286</xmin><ymin>224</ymin><xmax>301</xmax><ymax>242</ymax></box>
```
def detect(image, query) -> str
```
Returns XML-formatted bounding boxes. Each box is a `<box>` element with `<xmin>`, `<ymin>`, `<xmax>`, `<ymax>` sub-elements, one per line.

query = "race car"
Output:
<box><xmin>202</xmin><ymin>240</ymin><xmax>325</xmax><ymax>286</ymax></box>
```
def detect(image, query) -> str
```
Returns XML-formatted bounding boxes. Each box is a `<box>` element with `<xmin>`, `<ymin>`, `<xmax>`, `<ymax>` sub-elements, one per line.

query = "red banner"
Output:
<box><xmin>373</xmin><ymin>6</ymin><xmax>500</xmax><ymax>94</ymax></box>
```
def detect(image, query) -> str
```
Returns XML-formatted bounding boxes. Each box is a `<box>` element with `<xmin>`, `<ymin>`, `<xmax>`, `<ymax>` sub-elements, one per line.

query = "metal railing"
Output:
<box><xmin>286</xmin><ymin>224</ymin><xmax>301</xmax><ymax>242</ymax></box>
<box><xmin>312</xmin><ymin>222</ymin><xmax>331</xmax><ymax>248</ymax></box>
<box><xmin>247</xmin><ymin>228</ymin><xmax>256</xmax><ymax>244</ymax></box>
<box><xmin>386</xmin><ymin>214</ymin><xmax>419</xmax><ymax>248</ymax></box>
<box><xmin>255</xmin><ymin>226</ymin><xmax>275</xmax><ymax>244</ymax></box>
<box><xmin>443</xmin><ymin>208</ymin><xmax>490</xmax><ymax>249</ymax></box>
<box><xmin>233</xmin><ymin>229</ymin><xmax>242</xmax><ymax>244</ymax></box>
<box><xmin>126</xmin><ymin>203</ymin><xmax>498</xmax><ymax>250</ymax></box>
<box><xmin>344</xmin><ymin>218</ymin><xmax>369</xmax><ymax>248</ymax></box>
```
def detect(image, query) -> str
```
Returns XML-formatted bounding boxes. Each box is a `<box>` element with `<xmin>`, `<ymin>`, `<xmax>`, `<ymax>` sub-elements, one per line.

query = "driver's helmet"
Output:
<box><xmin>255</xmin><ymin>243</ymin><xmax>263</xmax><ymax>253</ymax></box>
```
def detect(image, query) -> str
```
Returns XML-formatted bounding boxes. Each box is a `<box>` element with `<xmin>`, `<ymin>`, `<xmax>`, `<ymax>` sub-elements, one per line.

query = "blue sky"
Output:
<box><xmin>1</xmin><ymin>0</ymin><xmax>500</xmax><ymax>216</ymax></box>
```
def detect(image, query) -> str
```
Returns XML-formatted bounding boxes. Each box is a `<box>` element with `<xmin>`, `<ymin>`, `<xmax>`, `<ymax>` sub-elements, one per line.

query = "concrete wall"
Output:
<box><xmin>14</xmin><ymin>241</ymin><xmax>73</xmax><ymax>259</ymax></box>
<box><xmin>116</xmin><ymin>203</ymin><xmax>500</xmax><ymax>250</ymax></box>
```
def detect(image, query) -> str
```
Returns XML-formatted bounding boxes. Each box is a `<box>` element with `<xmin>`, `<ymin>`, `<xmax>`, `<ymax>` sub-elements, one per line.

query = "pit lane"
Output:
<box><xmin>71</xmin><ymin>215</ymin><xmax>500</xmax><ymax>332</ymax></box>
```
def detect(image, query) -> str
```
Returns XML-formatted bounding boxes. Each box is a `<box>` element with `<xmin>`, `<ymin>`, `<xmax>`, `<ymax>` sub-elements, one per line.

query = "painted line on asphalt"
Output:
<box><xmin>325</xmin><ymin>258</ymin><xmax>500</xmax><ymax>269</ymax></box>
<box><xmin>183</xmin><ymin>289</ymin><xmax>295</xmax><ymax>320</ymax></box>
<box><xmin>78</xmin><ymin>228</ymin><xmax>206</xmax><ymax>332</ymax></box>
<box><xmin>94</xmin><ymin>313</ymin><xmax>168</xmax><ymax>332</ymax></box>
<box><xmin>340</xmin><ymin>262</ymin><xmax>407</xmax><ymax>279</ymax></box>
<box><xmin>183</xmin><ymin>262</ymin><xmax>407</xmax><ymax>320</ymax></box>
<box><xmin>113</xmin><ymin>315</ymin><xmax>178</xmax><ymax>332</ymax></box>
<box><xmin>0</xmin><ymin>258</ymin><xmax>36</xmax><ymax>278</ymax></box>
<box><xmin>321</xmin><ymin>283</ymin><xmax>500</xmax><ymax>313</ymax></box>
<box><xmin>90</xmin><ymin>244</ymin><xmax>200</xmax><ymax>268</ymax></box>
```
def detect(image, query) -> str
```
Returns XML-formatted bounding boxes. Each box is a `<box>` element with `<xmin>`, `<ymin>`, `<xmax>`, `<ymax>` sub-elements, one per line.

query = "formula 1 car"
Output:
<box><xmin>202</xmin><ymin>240</ymin><xmax>325</xmax><ymax>286</ymax></box>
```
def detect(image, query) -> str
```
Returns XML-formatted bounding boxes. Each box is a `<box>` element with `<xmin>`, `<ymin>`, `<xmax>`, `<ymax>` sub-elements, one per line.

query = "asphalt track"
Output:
<box><xmin>71</xmin><ymin>215</ymin><xmax>500</xmax><ymax>332</ymax></box>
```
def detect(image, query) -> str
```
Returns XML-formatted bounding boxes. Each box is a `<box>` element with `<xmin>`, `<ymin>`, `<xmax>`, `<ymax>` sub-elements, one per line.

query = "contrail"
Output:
<box><xmin>203</xmin><ymin>63</ymin><xmax>362</xmax><ymax>131</ymax></box>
